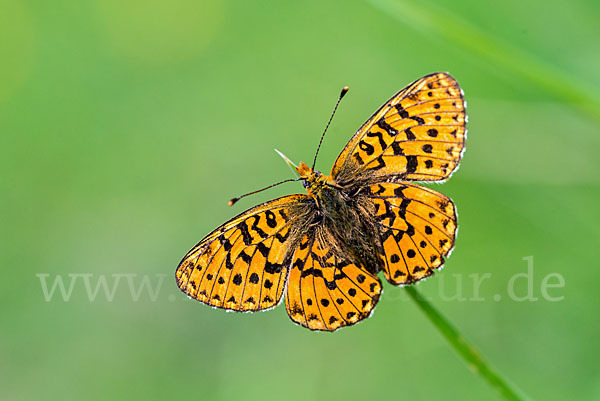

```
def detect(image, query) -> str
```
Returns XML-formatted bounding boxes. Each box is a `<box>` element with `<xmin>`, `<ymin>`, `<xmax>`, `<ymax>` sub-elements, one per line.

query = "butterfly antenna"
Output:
<box><xmin>228</xmin><ymin>178</ymin><xmax>299</xmax><ymax>206</ymax></box>
<box><xmin>311</xmin><ymin>86</ymin><xmax>349</xmax><ymax>170</ymax></box>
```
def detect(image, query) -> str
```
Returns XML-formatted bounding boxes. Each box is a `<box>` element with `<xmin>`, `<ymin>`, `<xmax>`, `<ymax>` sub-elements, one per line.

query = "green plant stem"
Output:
<box><xmin>405</xmin><ymin>286</ymin><xmax>531</xmax><ymax>401</ymax></box>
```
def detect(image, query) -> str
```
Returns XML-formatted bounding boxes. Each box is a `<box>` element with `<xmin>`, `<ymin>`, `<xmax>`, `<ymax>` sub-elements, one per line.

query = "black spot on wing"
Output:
<box><xmin>376</xmin><ymin>118</ymin><xmax>397</xmax><ymax>137</ymax></box>
<box><xmin>409</xmin><ymin>116</ymin><xmax>425</xmax><ymax>125</ymax></box>
<box><xmin>264</xmin><ymin>261</ymin><xmax>283</xmax><ymax>274</ymax></box>
<box><xmin>239</xmin><ymin>250</ymin><xmax>252</xmax><ymax>264</ymax></box>
<box><xmin>239</xmin><ymin>221</ymin><xmax>253</xmax><ymax>246</ymax></box>
<box><xmin>391</xmin><ymin>142</ymin><xmax>404</xmax><ymax>155</ymax></box>
<box><xmin>395</xmin><ymin>104</ymin><xmax>409</xmax><ymax>118</ymax></box>
<box><xmin>359</xmin><ymin>140</ymin><xmax>375</xmax><ymax>155</ymax></box>
<box><xmin>366</xmin><ymin>130</ymin><xmax>388</xmax><ymax>149</ymax></box>
<box><xmin>278</xmin><ymin>209</ymin><xmax>289</xmax><ymax>222</ymax></box>
<box><xmin>256</xmin><ymin>242</ymin><xmax>269</xmax><ymax>257</ymax></box>
<box><xmin>275</xmin><ymin>230</ymin><xmax>290</xmax><ymax>243</ymax></box>
<box><xmin>406</xmin><ymin>156</ymin><xmax>418</xmax><ymax>173</ymax></box>
<box><xmin>225</xmin><ymin>253</ymin><xmax>234</xmax><ymax>269</ymax></box>
<box><xmin>369</xmin><ymin>156</ymin><xmax>386</xmax><ymax>171</ymax></box>
<box><xmin>264</xmin><ymin>210</ymin><xmax>278</xmax><ymax>228</ymax></box>
<box><xmin>353</xmin><ymin>153</ymin><xmax>365</xmax><ymax>165</ymax></box>
<box><xmin>250</xmin><ymin>215</ymin><xmax>268</xmax><ymax>239</ymax></box>
<box><xmin>373</xmin><ymin>184</ymin><xmax>386</xmax><ymax>195</ymax></box>
<box><xmin>249</xmin><ymin>273</ymin><xmax>259</xmax><ymax>284</ymax></box>
<box><xmin>218</xmin><ymin>235</ymin><xmax>232</xmax><ymax>251</ymax></box>
<box><xmin>301</xmin><ymin>268</ymin><xmax>324</xmax><ymax>278</ymax></box>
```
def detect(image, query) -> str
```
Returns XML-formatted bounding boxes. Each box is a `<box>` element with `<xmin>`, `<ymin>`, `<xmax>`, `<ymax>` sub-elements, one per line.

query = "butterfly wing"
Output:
<box><xmin>364</xmin><ymin>182</ymin><xmax>457</xmax><ymax>284</ymax></box>
<box><xmin>285</xmin><ymin>232</ymin><xmax>382</xmax><ymax>331</ymax></box>
<box><xmin>331</xmin><ymin>72</ymin><xmax>466</xmax><ymax>184</ymax></box>
<box><xmin>176</xmin><ymin>194</ymin><xmax>312</xmax><ymax>311</ymax></box>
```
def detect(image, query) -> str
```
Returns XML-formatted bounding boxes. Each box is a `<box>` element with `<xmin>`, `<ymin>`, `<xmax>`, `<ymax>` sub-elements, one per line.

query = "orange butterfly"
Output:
<box><xmin>176</xmin><ymin>72</ymin><xmax>466</xmax><ymax>331</ymax></box>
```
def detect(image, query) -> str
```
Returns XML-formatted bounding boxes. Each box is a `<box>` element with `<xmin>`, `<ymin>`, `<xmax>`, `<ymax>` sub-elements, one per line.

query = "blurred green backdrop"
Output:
<box><xmin>2</xmin><ymin>0</ymin><xmax>599</xmax><ymax>400</ymax></box>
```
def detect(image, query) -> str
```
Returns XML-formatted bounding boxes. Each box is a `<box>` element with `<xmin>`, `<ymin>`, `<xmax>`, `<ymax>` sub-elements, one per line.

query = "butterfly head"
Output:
<box><xmin>296</xmin><ymin>161</ymin><xmax>335</xmax><ymax>198</ymax></box>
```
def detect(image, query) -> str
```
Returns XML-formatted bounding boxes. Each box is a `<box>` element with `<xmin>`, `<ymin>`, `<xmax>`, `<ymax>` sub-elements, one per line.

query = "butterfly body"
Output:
<box><xmin>176</xmin><ymin>72</ymin><xmax>466</xmax><ymax>331</ymax></box>
<box><xmin>297</xmin><ymin>161</ymin><xmax>382</xmax><ymax>275</ymax></box>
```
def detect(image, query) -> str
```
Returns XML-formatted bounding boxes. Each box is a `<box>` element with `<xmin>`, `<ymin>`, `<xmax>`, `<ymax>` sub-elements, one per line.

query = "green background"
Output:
<box><xmin>2</xmin><ymin>0</ymin><xmax>599</xmax><ymax>400</ymax></box>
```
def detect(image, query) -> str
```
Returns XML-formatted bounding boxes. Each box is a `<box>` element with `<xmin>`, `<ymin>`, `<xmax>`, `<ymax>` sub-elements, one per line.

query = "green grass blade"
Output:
<box><xmin>367</xmin><ymin>0</ymin><xmax>600</xmax><ymax>124</ymax></box>
<box><xmin>405</xmin><ymin>286</ymin><xmax>532</xmax><ymax>401</ymax></box>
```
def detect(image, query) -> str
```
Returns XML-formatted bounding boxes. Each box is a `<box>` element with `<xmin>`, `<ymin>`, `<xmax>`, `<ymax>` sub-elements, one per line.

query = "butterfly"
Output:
<box><xmin>175</xmin><ymin>72</ymin><xmax>466</xmax><ymax>331</ymax></box>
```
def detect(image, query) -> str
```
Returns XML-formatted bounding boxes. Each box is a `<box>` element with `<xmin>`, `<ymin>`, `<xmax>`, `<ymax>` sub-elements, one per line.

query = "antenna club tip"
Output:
<box><xmin>340</xmin><ymin>86</ymin><xmax>349</xmax><ymax>97</ymax></box>
<box><xmin>228</xmin><ymin>198</ymin><xmax>239</xmax><ymax>207</ymax></box>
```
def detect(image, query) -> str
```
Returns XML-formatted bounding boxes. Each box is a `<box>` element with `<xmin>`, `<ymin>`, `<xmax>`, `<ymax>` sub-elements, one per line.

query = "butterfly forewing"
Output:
<box><xmin>365</xmin><ymin>182</ymin><xmax>457</xmax><ymax>284</ymax></box>
<box><xmin>331</xmin><ymin>72</ymin><xmax>466</xmax><ymax>183</ymax></box>
<box><xmin>176</xmin><ymin>194</ymin><xmax>311</xmax><ymax>311</ymax></box>
<box><xmin>285</xmin><ymin>233</ymin><xmax>382</xmax><ymax>331</ymax></box>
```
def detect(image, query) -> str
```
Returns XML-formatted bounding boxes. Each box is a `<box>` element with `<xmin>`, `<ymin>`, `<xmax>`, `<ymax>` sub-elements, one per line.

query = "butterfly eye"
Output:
<box><xmin>303</xmin><ymin>180</ymin><xmax>310</xmax><ymax>188</ymax></box>
<box><xmin>314</xmin><ymin>170</ymin><xmax>322</xmax><ymax>176</ymax></box>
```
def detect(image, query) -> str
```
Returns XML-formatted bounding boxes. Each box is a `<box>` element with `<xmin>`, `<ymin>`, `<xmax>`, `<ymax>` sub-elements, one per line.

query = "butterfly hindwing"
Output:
<box><xmin>176</xmin><ymin>195</ymin><xmax>311</xmax><ymax>311</ymax></box>
<box><xmin>285</xmin><ymin>233</ymin><xmax>382</xmax><ymax>331</ymax></box>
<box><xmin>365</xmin><ymin>182</ymin><xmax>457</xmax><ymax>285</ymax></box>
<box><xmin>331</xmin><ymin>72</ymin><xmax>466</xmax><ymax>184</ymax></box>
